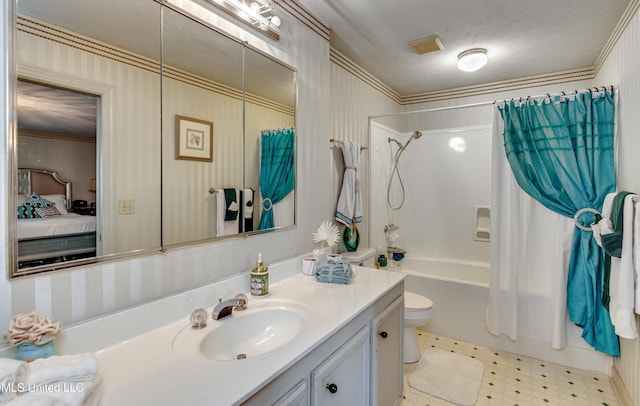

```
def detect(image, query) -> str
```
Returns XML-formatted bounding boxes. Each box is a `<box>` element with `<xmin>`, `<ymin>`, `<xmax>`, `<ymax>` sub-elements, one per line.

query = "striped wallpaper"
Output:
<box><xmin>0</xmin><ymin>0</ymin><xmax>329</xmax><ymax>341</ymax></box>
<box><xmin>596</xmin><ymin>4</ymin><xmax>640</xmax><ymax>404</ymax></box>
<box><xmin>2</xmin><ymin>1</ymin><xmax>640</xmax><ymax>402</ymax></box>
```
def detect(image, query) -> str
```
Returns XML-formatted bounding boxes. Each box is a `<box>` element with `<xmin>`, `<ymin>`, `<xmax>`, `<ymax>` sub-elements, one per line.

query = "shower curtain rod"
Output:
<box><xmin>369</xmin><ymin>101</ymin><xmax>493</xmax><ymax>120</ymax></box>
<box><xmin>369</xmin><ymin>85</ymin><xmax>618</xmax><ymax>120</ymax></box>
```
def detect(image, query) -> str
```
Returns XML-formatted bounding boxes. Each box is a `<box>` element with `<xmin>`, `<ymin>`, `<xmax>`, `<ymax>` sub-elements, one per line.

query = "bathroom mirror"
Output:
<box><xmin>10</xmin><ymin>0</ymin><xmax>297</xmax><ymax>277</ymax></box>
<box><xmin>13</xmin><ymin>0</ymin><xmax>163</xmax><ymax>276</ymax></box>
<box><xmin>244</xmin><ymin>46</ymin><xmax>296</xmax><ymax>233</ymax></box>
<box><xmin>161</xmin><ymin>6</ymin><xmax>245</xmax><ymax>245</ymax></box>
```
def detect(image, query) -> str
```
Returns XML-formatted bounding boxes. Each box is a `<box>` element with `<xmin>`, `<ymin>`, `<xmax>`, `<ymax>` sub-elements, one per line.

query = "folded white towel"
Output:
<box><xmin>27</xmin><ymin>354</ymin><xmax>98</xmax><ymax>386</ymax></box>
<box><xmin>6</xmin><ymin>393</ymin><xmax>66</xmax><ymax>406</ymax></box>
<box><xmin>0</xmin><ymin>358</ymin><xmax>28</xmax><ymax>403</ymax></box>
<box><xmin>26</xmin><ymin>374</ymin><xmax>102</xmax><ymax>406</ymax></box>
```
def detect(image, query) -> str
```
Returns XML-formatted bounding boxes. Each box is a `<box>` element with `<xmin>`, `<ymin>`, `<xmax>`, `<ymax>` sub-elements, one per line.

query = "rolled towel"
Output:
<box><xmin>0</xmin><ymin>358</ymin><xmax>28</xmax><ymax>403</ymax></box>
<box><xmin>27</xmin><ymin>354</ymin><xmax>98</xmax><ymax>386</ymax></box>
<box><xmin>315</xmin><ymin>261</ymin><xmax>353</xmax><ymax>284</ymax></box>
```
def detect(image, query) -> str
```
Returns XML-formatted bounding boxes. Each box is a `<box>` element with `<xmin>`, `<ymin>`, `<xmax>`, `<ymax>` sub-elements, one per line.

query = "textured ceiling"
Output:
<box><xmin>296</xmin><ymin>0</ymin><xmax>632</xmax><ymax>95</ymax></box>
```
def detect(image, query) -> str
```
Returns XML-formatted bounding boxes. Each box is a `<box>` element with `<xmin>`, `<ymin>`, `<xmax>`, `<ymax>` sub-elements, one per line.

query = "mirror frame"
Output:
<box><xmin>8</xmin><ymin>1</ymin><xmax>298</xmax><ymax>278</ymax></box>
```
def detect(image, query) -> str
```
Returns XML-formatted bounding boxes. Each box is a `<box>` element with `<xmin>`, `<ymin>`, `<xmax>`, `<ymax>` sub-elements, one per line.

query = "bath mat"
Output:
<box><xmin>408</xmin><ymin>348</ymin><xmax>484</xmax><ymax>406</ymax></box>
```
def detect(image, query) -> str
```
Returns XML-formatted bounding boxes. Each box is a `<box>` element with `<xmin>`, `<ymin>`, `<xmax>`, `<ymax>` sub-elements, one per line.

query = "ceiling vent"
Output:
<box><xmin>409</xmin><ymin>35</ymin><xmax>444</xmax><ymax>55</ymax></box>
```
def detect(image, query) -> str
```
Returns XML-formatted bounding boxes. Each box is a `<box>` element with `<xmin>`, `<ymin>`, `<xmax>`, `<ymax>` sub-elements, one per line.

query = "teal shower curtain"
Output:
<box><xmin>258</xmin><ymin>128</ymin><xmax>295</xmax><ymax>230</ymax></box>
<box><xmin>498</xmin><ymin>89</ymin><xmax>618</xmax><ymax>356</ymax></box>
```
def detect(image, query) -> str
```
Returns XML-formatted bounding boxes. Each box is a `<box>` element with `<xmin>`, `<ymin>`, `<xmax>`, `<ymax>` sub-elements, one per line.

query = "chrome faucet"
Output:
<box><xmin>212</xmin><ymin>293</ymin><xmax>248</xmax><ymax>320</ymax></box>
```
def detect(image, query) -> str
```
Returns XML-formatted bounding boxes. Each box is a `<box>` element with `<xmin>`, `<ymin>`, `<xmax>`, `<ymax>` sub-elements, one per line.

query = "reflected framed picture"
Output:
<box><xmin>175</xmin><ymin>115</ymin><xmax>214</xmax><ymax>162</ymax></box>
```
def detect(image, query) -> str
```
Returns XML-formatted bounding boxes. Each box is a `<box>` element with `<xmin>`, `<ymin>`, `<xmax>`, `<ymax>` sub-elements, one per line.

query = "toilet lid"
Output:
<box><xmin>405</xmin><ymin>291</ymin><xmax>433</xmax><ymax>310</ymax></box>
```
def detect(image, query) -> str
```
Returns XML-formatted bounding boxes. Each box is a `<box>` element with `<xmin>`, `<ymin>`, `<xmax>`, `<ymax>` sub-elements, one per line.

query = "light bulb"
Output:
<box><xmin>249</xmin><ymin>2</ymin><xmax>261</xmax><ymax>12</ymax></box>
<box><xmin>270</xmin><ymin>15</ymin><xmax>281</xmax><ymax>27</ymax></box>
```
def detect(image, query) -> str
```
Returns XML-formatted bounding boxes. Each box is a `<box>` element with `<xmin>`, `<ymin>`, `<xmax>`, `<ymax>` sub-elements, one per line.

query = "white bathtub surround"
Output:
<box><xmin>369</xmin><ymin>123</ymin><xmax>492</xmax><ymax>264</ymax></box>
<box><xmin>0</xmin><ymin>255</ymin><xmax>404</xmax><ymax>405</ymax></box>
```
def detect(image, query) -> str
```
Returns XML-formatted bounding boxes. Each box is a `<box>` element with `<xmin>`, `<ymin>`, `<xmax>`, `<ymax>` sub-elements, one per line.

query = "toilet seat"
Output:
<box><xmin>404</xmin><ymin>291</ymin><xmax>433</xmax><ymax>319</ymax></box>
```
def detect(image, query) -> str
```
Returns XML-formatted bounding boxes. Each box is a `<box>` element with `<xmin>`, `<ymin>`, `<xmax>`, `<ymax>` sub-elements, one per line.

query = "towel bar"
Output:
<box><xmin>330</xmin><ymin>139</ymin><xmax>368</xmax><ymax>150</ymax></box>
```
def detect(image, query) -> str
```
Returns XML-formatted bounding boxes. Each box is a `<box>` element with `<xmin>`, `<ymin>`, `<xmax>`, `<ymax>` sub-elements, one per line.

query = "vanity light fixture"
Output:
<box><xmin>203</xmin><ymin>0</ymin><xmax>281</xmax><ymax>40</ymax></box>
<box><xmin>457</xmin><ymin>48</ymin><xmax>488</xmax><ymax>72</ymax></box>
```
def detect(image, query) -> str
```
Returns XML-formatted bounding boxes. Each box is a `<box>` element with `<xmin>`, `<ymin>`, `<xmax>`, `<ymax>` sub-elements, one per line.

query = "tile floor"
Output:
<box><xmin>401</xmin><ymin>329</ymin><xmax>619</xmax><ymax>406</ymax></box>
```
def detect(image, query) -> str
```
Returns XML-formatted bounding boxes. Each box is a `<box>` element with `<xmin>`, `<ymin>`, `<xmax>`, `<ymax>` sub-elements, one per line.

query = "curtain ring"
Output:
<box><xmin>573</xmin><ymin>207</ymin><xmax>601</xmax><ymax>231</ymax></box>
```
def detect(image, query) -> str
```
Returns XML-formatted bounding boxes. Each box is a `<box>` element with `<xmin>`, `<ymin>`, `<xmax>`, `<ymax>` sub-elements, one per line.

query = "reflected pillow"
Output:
<box><xmin>35</xmin><ymin>207</ymin><xmax>61</xmax><ymax>217</ymax></box>
<box><xmin>24</xmin><ymin>192</ymin><xmax>55</xmax><ymax>208</ymax></box>
<box><xmin>17</xmin><ymin>205</ymin><xmax>40</xmax><ymax>219</ymax></box>
<box><xmin>42</xmin><ymin>194</ymin><xmax>68</xmax><ymax>215</ymax></box>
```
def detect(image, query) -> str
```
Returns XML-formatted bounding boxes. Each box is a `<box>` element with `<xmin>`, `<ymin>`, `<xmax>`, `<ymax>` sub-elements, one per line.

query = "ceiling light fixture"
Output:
<box><xmin>203</xmin><ymin>0</ymin><xmax>281</xmax><ymax>40</ymax></box>
<box><xmin>457</xmin><ymin>48</ymin><xmax>487</xmax><ymax>72</ymax></box>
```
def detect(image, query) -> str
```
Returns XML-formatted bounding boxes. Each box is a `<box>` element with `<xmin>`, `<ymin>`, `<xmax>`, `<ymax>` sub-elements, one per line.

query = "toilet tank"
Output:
<box><xmin>341</xmin><ymin>247</ymin><xmax>377</xmax><ymax>268</ymax></box>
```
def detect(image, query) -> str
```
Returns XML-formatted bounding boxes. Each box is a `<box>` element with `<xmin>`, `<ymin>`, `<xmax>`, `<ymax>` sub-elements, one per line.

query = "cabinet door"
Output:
<box><xmin>273</xmin><ymin>380</ymin><xmax>309</xmax><ymax>406</ymax></box>
<box><xmin>371</xmin><ymin>295</ymin><xmax>403</xmax><ymax>406</ymax></box>
<box><xmin>311</xmin><ymin>326</ymin><xmax>370</xmax><ymax>405</ymax></box>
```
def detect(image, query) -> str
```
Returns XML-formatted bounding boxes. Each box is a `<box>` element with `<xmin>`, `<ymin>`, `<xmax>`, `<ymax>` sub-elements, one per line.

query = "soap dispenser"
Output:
<box><xmin>250</xmin><ymin>253</ymin><xmax>269</xmax><ymax>297</ymax></box>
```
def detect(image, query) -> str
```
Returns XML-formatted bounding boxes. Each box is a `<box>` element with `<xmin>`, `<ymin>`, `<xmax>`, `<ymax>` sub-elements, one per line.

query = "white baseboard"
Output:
<box><xmin>611</xmin><ymin>365</ymin><xmax>634</xmax><ymax>406</ymax></box>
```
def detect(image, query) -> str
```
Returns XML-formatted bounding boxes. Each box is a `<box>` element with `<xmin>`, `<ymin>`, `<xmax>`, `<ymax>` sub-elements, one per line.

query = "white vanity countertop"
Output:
<box><xmin>85</xmin><ymin>262</ymin><xmax>404</xmax><ymax>405</ymax></box>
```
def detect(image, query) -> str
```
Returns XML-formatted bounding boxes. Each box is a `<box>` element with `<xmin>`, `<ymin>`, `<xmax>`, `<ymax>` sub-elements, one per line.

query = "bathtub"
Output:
<box><xmin>391</xmin><ymin>258</ymin><xmax>612</xmax><ymax>374</ymax></box>
<box><xmin>390</xmin><ymin>257</ymin><xmax>490</xmax><ymax>346</ymax></box>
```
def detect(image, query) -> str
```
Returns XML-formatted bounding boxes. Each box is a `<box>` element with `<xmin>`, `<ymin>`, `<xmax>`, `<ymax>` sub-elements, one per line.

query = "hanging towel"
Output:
<box><xmin>241</xmin><ymin>189</ymin><xmax>254</xmax><ymax>232</ymax></box>
<box><xmin>215</xmin><ymin>189</ymin><xmax>239</xmax><ymax>236</ymax></box>
<box><xmin>335</xmin><ymin>141</ymin><xmax>362</xmax><ymax>226</ymax></box>
<box><xmin>223</xmin><ymin>189</ymin><xmax>239</xmax><ymax>221</ymax></box>
<box><xmin>608</xmin><ymin>194</ymin><xmax>640</xmax><ymax>339</ymax></box>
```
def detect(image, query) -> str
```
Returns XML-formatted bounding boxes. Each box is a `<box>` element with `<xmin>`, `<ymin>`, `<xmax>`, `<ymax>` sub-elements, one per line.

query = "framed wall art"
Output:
<box><xmin>175</xmin><ymin>115</ymin><xmax>214</xmax><ymax>162</ymax></box>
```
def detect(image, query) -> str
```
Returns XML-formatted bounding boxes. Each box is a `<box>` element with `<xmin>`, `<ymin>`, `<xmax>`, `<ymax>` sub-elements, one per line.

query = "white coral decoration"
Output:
<box><xmin>312</xmin><ymin>221</ymin><xmax>340</xmax><ymax>249</ymax></box>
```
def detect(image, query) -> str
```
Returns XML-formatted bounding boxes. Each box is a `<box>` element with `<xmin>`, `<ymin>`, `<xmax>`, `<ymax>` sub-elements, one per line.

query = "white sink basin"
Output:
<box><xmin>173</xmin><ymin>300</ymin><xmax>309</xmax><ymax>362</ymax></box>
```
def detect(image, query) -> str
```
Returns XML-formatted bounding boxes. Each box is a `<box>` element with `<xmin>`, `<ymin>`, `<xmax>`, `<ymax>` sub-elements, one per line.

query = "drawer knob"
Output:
<box><xmin>326</xmin><ymin>383</ymin><xmax>338</xmax><ymax>394</ymax></box>
<box><xmin>379</xmin><ymin>331</ymin><xmax>388</xmax><ymax>339</ymax></box>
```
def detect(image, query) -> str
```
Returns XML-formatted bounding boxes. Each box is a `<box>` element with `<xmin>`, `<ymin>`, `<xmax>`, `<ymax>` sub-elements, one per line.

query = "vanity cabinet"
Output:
<box><xmin>371</xmin><ymin>296</ymin><xmax>404</xmax><ymax>406</ymax></box>
<box><xmin>273</xmin><ymin>380</ymin><xmax>309</xmax><ymax>406</ymax></box>
<box><xmin>311</xmin><ymin>326</ymin><xmax>370</xmax><ymax>405</ymax></box>
<box><xmin>242</xmin><ymin>282</ymin><xmax>404</xmax><ymax>406</ymax></box>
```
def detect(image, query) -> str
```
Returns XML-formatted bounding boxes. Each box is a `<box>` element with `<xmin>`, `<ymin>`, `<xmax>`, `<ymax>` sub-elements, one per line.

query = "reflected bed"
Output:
<box><xmin>17</xmin><ymin>168</ymin><xmax>96</xmax><ymax>267</ymax></box>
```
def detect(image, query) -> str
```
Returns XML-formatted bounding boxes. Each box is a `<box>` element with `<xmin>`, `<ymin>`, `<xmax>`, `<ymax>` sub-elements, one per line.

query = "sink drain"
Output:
<box><xmin>236</xmin><ymin>353</ymin><xmax>247</xmax><ymax>360</ymax></box>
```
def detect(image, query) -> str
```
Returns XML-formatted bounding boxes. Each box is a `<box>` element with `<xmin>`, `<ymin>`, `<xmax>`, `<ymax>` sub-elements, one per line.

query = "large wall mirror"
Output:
<box><xmin>10</xmin><ymin>0</ymin><xmax>296</xmax><ymax>277</ymax></box>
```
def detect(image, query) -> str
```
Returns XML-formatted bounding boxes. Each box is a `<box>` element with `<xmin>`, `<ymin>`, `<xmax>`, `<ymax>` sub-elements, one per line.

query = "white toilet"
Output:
<box><xmin>403</xmin><ymin>291</ymin><xmax>433</xmax><ymax>363</ymax></box>
<box><xmin>341</xmin><ymin>248</ymin><xmax>435</xmax><ymax>363</ymax></box>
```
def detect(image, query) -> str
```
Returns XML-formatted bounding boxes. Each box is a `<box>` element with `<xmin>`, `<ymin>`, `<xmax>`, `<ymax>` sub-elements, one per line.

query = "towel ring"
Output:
<box><xmin>573</xmin><ymin>207</ymin><xmax>601</xmax><ymax>231</ymax></box>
